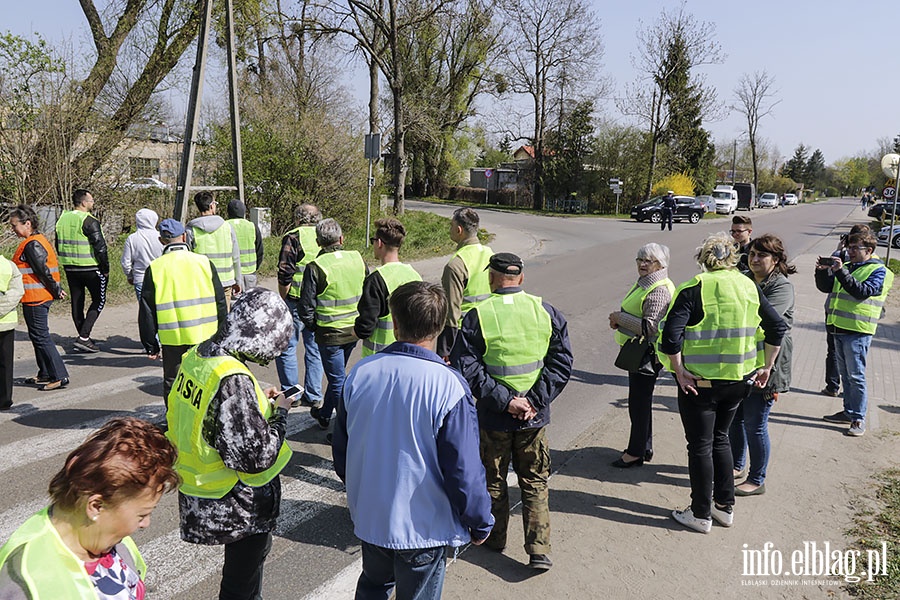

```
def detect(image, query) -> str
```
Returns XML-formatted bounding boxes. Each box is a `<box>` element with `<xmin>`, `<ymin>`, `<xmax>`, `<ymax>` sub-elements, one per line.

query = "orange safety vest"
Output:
<box><xmin>12</xmin><ymin>234</ymin><xmax>60</xmax><ymax>305</ymax></box>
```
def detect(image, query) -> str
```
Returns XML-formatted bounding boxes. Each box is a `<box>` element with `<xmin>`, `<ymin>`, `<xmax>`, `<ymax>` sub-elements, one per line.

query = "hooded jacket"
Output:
<box><xmin>121</xmin><ymin>208</ymin><xmax>164</xmax><ymax>287</ymax></box>
<box><xmin>177</xmin><ymin>288</ymin><xmax>294</xmax><ymax>545</ymax></box>
<box><xmin>186</xmin><ymin>215</ymin><xmax>243</xmax><ymax>289</ymax></box>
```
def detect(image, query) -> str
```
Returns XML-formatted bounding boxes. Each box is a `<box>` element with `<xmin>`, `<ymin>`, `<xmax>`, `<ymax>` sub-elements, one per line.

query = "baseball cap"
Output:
<box><xmin>486</xmin><ymin>252</ymin><xmax>524</xmax><ymax>275</ymax></box>
<box><xmin>159</xmin><ymin>218</ymin><xmax>185</xmax><ymax>238</ymax></box>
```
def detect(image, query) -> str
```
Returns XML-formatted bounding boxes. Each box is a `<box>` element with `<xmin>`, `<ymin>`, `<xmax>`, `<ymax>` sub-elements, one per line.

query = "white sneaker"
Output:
<box><xmin>672</xmin><ymin>506</ymin><xmax>712</xmax><ymax>533</ymax></box>
<box><xmin>711</xmin><ymin>503</ymin><xmax>734</xmax><ymax>527</ymax></box>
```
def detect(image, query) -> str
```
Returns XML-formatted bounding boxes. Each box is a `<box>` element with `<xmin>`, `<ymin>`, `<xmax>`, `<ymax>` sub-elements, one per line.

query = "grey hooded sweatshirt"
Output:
<box><xmin>121</xmin><ymin>208</ymin><xmax>164</xmax><ymax>287</ymax></box>
<box><xmin>186</xmin><ymin>214</ymin><xmax>243</xmax><ymax>288</ymax></box>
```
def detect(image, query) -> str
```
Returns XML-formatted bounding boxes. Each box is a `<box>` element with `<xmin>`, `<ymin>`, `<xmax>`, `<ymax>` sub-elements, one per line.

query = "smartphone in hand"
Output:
<box><xmin>817</xmin><ymin>256</ymin><xmax>836</xmax><ymax>267</ymax></box>
<box><xmin>282</xmin><ymin>384</ymin><xmax>304</xmax><ymax>401</ymax></box>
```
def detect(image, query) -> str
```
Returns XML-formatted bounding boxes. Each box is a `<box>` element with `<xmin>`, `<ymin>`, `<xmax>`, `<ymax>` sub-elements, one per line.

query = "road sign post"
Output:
<box><xmin>609</xmin><ymin>178</ymin><xmax>623</xmax><ymax>215</ymax></box>
<box><xmin>484</xmin><ymin>169</ymin><xmax>493</xmax><ymax>204</ymax></box>
<box><xmin>364</xmin><ymin>133</ymin><xmax>381</xmax><ymax>247</ymax></box>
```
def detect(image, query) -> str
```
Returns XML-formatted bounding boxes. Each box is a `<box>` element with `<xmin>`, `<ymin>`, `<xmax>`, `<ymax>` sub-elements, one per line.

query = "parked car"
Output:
<box><xmin>758</xmin><ymin>192</ymin><xmax>779</xmax><ymax>208</ymax></box>
<box><xmin>733</xmin><ymin>182</ymin><xmax>756</xmax><ymax>210</ymax></box>
<box><xmin>877</xmin><ymin>224</ymin><xmax>900</xmax><ymax>248</ymax></box>
<box><xmin>868</xmin><ymin>202</ymin><xmax>898</xmax><ymax>219</ymax></box>
<box><xmin>122</xmin><ymin>177</ymin><xmax>170</xmax><ymax>190</ymax></box>
<box><xmin>631</xmin><ymin>195</ymin><xmax>705</xmax><ymax>224</ymax></box>
<box><xmin>783</xmin><ymin>193</ymin><xmax>799</xmax><ymax>205</ymax></box>
<box><xmin>696</xmin><ymin>195</ymin><xmax>716</xmax><ymax>213</ymax></box>
<box><xmin>712</xmin><ymin>187</ymin><xmax>738</xmax><ymax>214</ymax></box>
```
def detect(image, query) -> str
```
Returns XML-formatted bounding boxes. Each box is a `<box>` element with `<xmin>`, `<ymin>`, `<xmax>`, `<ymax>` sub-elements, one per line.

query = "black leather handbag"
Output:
<box><xmin>614</xmin><ymin>335</ymin><xmax>659</xmax><ymax>376</ymax></box>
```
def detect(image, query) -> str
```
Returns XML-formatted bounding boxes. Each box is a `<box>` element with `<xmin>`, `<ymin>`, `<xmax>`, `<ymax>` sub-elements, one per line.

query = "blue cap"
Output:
<box><xmin>159</xmin><ymin>218</ymin><xmax>185</xmax><ymax>238</ymax></box>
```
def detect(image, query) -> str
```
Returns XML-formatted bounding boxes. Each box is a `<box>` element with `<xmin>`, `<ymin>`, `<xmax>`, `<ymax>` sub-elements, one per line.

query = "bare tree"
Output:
<box><xmin>495</xmin><ymin>0</ymin><xmax>602</xmax><ymax>211</ymax></box>
<box><xmin>733</xmin><ymin>70</ymin><xmax>779</xmax><ymax>194</ymax></box>
<box><xmin>617</xmin><ymin>2</ymin><xmax>723</xmax><ymax>199</ymax></box>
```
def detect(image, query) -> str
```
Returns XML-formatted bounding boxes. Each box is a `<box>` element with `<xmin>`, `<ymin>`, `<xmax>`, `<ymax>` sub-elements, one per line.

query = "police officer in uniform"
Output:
<box><xmin>275</xmin><ymin>204</ymin><xmax>324</xmax><ymax>406</ymax></box>
<box><xmin>437</xmin><ymin>207</ymin><xmax>493</xmax><ymax>358</ymax></box>
<box><xmin>226</xmin><ymin>199</ymin><xmax>264</xmax><ymax>289</ymax></box>
<box><xmin>166</xmin><ymin>288</ymin><xmax>294</xmax><ymax>600</ymax></box>
<box><xmin>298</xmin><ymin>218</ymin><xmax>367</xmax><ymax>431</ymax></box>
<box><xmin>354</xmin><ymin>218</ymin><xmax>422</xmax><ymax>357</ymax></box>
<box><xmin>139</xmin><ymin>219</ymin><xmax>227</xmax><ymax>401</ymax></box>
<box><xmin>55</xmin><ymin>188</ymin><xmax>108</xmax><ymax>352</ymax></box>
<box><xmin>452</xmin><ymin>252</ymin><xmax>573</xmax><ymax>571</ymax></box>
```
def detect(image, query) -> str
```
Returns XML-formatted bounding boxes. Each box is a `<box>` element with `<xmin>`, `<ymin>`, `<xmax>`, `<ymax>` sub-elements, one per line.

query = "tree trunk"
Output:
<box><xmin>368</xmin><ymin>58</ymin><xmax>379</xmax><ymax>135</ymax></box>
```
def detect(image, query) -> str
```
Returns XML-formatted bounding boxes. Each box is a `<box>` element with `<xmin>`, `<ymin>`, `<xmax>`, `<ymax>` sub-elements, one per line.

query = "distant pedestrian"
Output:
<box><xmin>731</xmin><ymin>215</ymin><xmax>753</xmax><ymax>271</ymax></box>
<box><xmin>0</xmin><ymin>254</ymin><xmax>24</xmax><ymax>410</ymax></box>
<box><xmin>226</xmin><ymin>199</ymin><xmax>264</xmax><ymax>289</ymax></box>
<box><xmin>55</xmin><ymin>188</ymin><xmax>108</xmax><ymax>353</ymax></box>
<box><xmin>452</xmin><ymin>252</ymin><xmax>573</xmax><ymax>570</ymax></box>
<box><xmin>139</xmin><ymin>219</ymin><xmax>226</xmax><ymax>401</ymax></box>
<box><xmin>661</xmin><ymin>191</ymin><xmax>676</xmax><ymax>231</ymax></box>
<box><xmin>9</xmin><ymin>205</ymin><xmax>70</xmax><ymax>391</ymax></box>
<box><xmin>354</xmin><ymin>218</ymin><xmax>422</xmax><ymax>357</ymax></box>
<box><xmin>437</xmin><ymin>207</ymin><xmax>493</xmax><ymax>358</ymax></box>
<box><xmin>275</xmin><ymin>204</ymin><xmax>324</xmax><ymax>406</ymax></box>
<box><xmin>298</xmin><ymin>218</ymin><xmax>367</xmax><ymax>432</ymax></box>
<box><xmin>121</xmin><ymin>208</ymin><xmax>164</xmax><ymax>301</ymax></box>
<box><xmin>187</xmin><ymin>191</ymin><xmax>242</xmax><ymax>307</ymax></box>
<box><xmin>333</xmin><ymin>281</ymin><xmax>494</xmax><ymax>600</ymax></box>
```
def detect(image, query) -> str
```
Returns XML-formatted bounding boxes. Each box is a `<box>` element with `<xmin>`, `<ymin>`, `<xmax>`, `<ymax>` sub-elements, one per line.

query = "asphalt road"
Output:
<box><xmin>0</xmin><ymin>198</ymin><xmax>865</xmax><ymax>598</ymax></box>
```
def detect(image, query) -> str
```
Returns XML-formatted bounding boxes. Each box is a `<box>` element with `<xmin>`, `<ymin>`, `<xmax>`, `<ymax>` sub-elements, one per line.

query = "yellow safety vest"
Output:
<box><xmin>150</xmin><ymin>250</ymin><xmax>219</xmax><ymax>346</ymax></box>
<box><xmin>0</xmin><ymin>257</ymin><xmax>18</xmax><ymax>326</ymax></box>
<box><xmin>614</xmin><ymin>278</ymin><xmax>675</xmax><ymax>346</ymax></box>
<box><xmin>229</xmin><ymin>218</ymin><xmax>258</xmax><ymax>274</ymax></box>
<box><xmin>454</xmin><ymin>243</ymin><xmax>493</xmax><ymax>321</ymax></box>
<box><xmin>55</xmin><ymin>210</ymin><xmax>98</xmax><ymax>267</ymax></box>
<box><xmin>166</xmin><ymin>349</ymin><xmax>292</xmax><ymax>499</ymax></box>
<box><xmin>287</xmin><ymin>226</ymin><xmax>320</xmax><ymax>299</ymax></box>
<box><xmin>826</xmin><ymin>262</ymin><xmax>894</xmax><ymax>335</ymax></box>
<box><xmin>361</xmin><ymin>262</ymin><xmax>422</xmax><ymax>357</ymax></box>
<box><xmin>193</xmin><ymin>224</ymin><xmax>237</xmax><ymax>286</ymax></box>
<box><xmin>313</xmin><ymin>250</ymin><xmax>366</xmax><ymax>330</ymax></box>
<box><xmin>0</xmin><ymin>506</ymin><xmax>146</xmax><ymax>600</ymax></box>
<box><xmin>476</xmin><ymin>291</ymin><xmax>552</xmax><ymax>393</ymax></box>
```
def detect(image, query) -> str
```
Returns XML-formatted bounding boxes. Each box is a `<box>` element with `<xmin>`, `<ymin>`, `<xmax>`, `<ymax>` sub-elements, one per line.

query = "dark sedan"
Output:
<box><xmin>868</xmin><ymin>202</ymin><xmax>899</xmax><ymax>220</ymax></box>
<box><xmin>631</xmin><ymin>195</ymin><xmax>705</xmax><ymax>224</ymax></box>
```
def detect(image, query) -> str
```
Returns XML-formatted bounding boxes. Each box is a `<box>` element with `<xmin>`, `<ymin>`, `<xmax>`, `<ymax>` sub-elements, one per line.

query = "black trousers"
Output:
<box><xmin>219</xmin><ymin>532</ymin><xmax>272</xmax><ymax>600</ymax></box>
<box><xmin>824</xmin><ymin>328</ymin><xmax>841</xmax><ymax>392</ymax></box>
<box><xmin>162</xmin><ymin>344</ymin><xmax>192</xmax><ymax>404</ymax></box>
<box><xmin>0</xmin><ymin>329</ymin><xmax>13</xmax><ymax>408</ymax></box>
<box><xmin>677</xmin><ymin>381</ymin><xmax>747</xmax><ymax>519</ymax></box>
<box><xmin>65</xmin><ymin>269</ymin><xmax>107</xmax><ymax>338</ymax></box>
<box><xmin>660</xmin><ymin>209</ymin><xmax>674</xmax><ymax>231</ymax></box>
<box><xmin>625</xmin><ymin>371</ymin><xmax>659</xmax><ymax>458</ymax></box>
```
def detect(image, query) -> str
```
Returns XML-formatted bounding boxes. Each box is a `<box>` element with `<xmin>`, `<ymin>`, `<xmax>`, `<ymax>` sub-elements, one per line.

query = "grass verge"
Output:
<box><xmin>846</xmin><ymin>468</ymin><xmax>900</xmax><ymax>597</ymax></box>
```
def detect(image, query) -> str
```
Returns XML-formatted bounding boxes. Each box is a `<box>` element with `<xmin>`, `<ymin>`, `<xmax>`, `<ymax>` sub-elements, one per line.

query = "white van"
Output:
<box><xmin>712</xmin><ymin>185</ymin><xmax>738</xmax><ymax>214</ymax></box>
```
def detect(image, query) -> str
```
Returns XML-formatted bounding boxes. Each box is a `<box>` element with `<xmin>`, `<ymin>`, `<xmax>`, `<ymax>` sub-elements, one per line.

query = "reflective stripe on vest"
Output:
<box><xmin>151</xmin><ymin>251</ymin><xmax>219</xmax><ymax>346</ymax></box>
<box><xmin>0</xmin><ymin>258</ymin><xmax>17</xmax><ymax>326</ymax></box>
<box><xmin>230</xmin><ymin>218</ymin><xmax>258</xmax><ymax>274</ymax></box>
<box><xmin>658</xmin><ymin>270</ymin><xmax>761</xmax><ymax>380</ymax></box>
<box><xmin>12</xmin><ymin>234</ymin><xmax>60</xmax><ymax>305</ymax></box>
<box><xmin>55</xmin><ymin>210</ymin><xmax>98</xmax><ymax>266</ymax></box>
<box><xmin>165</xmin><ymin>349</ymin><xmax>292</xmax><ymax>499</ymax></box>
<box><xmin>454</xmin><ymin>243</ymin><xmax>493</xmax><ymax>321</ymax></box>
<box><xmin>476</xmin><ymin>291</ymin><xmax>552</xmax><ymax>393</ymax></box>
<box><xmin>361</xmin><ymin>262</ymin><xmax>422</xmax><ymax>357</ymax></box>
<box><xmin>614</xmin><ymin>277</ymin><xmax>675</xmax><ymax>346</ymax></box>
<box><xmin>288</xmin><ymin>226</ymin><xmax>320</xmax><ymax>299</ymax></box>
<box><xmin>826</xmin><ymin>262</ymin><xmax>894</xmax><ymax>335</ymax></box>
<box><xmin>313</xmin><ymin>250</ymin><xmax>366</xmax><ymax>330</ymax></box>
<box><xmin>193</xmin><ymin>224</ymin><xmax>236</xmax><ymax>286</ymax></box>
<box><xmin>0</xmin><ymin>507</ymin><xmax>146</xmax><ymax>599</ymax></box>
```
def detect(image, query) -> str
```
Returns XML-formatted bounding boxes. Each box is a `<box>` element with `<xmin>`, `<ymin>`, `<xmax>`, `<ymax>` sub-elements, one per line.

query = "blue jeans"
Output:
<box><xmin>275</xmin><ymin>298</ymin><xmax>323</xmax><ymax>402</ymax></box>
<box><xmin>22</xmin><ymin>302</ymin><xmax>68</xmax><ymax>381</ymax></box>
<box><xmin>319</xmin><ymin>341</ymin><xmax>356</xmax><ymax>420</ymax></box>
<box><xmin>356</xmin><ymin>542</ymin><xmax>447</xmax><ymax>600</ymax></box>
<box><xmin>729</xmin><ymin>390</ymin><xmax>775</xmax><ymax>486</ymax></box>
<box><xmin>834</xmin><ymin>332</ymin><xmax>872</xmax><ymax>422</ymax></box>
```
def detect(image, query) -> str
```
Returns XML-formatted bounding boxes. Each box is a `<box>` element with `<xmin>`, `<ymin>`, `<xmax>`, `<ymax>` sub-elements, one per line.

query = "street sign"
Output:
<box><xmin>884</xmin><ymin>186</ymin><xmax>896</xmax><ymax>200</ymax></box>
<box><xmin>611</xmin><ymin>186</ymin><xmax>622</xmax><ymax>194</ymax></box>
<box><xmin>484</xmin><ymin>169</ymin><xmax>494</xmax><ymax>179</ymax></box>
<box><xmin>364</xmin><ymin>133</ymin><xmax>381</xmax><ymax>160</ymax></box>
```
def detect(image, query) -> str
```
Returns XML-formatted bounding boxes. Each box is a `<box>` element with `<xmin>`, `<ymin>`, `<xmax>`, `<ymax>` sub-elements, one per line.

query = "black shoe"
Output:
<box><xmin>528</xmin><ymin>554</ymin><xmax>553</xmax><ymax>570</ymax></box>
<box><xmin>611</xmin><ymin>456</ymin><xmax>644</xmax><ymax>469</ymax></box>
<box><xmin>73</xmin><ymin>339</ymin><xmax>100</xmax><ymax>353</ymax></box>
<box><xmin>309</xmin><ymin>406</ymin><xmax>330</xmax><ymax>430</ymax></box>
<box><xmin>0</xmin><ymin>403</ymin><xmax>12</xmax><ymax>411</ymax></box>
<box><xmin>823</xmin><ymin>411</ymin><xmax>852</xmax><ymax>424</ymax></box>
<box><xmin>24</xmin><ymin>375</ymin><xmax>52</xmax><ymax>385</ymax></box>
<box><xmin>644</xmin><ymin>449</ymin><xmax>654</xmax><ymax>463</ymax></box>
<box><xmin>39</xmin><ymin>378</ymin><xmax>69</xmax><ymax>391</ymax></box>
<box><xmin>820</xmin><ymin>387</ymin><xmax>840</xmax><ymax>397</ymax></box>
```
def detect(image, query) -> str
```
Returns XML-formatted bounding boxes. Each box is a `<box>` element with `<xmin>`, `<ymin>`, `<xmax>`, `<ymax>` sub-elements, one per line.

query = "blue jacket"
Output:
<box><xmin>332</xmin><ymin>342</ymin><xmax>494</xmax><ymax>549</ymax></box>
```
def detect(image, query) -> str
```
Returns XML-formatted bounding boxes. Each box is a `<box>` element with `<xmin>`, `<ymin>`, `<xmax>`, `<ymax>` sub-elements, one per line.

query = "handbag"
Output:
<box><xmin>615</xmin><ymin>335</ymin><xmax>660</xmax><ymax>376</ymax></box>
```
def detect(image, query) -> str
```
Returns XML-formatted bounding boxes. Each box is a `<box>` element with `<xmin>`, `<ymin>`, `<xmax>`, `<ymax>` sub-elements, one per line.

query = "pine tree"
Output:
<box><xmin>781</xmin><ymin>144</ymin><xmax>808</xmax><ymax>182</ymax></box>
<box><xmin>804</xmin><ymin>149</ymin><xmax>825</xmax><ymax>187</ymax></box>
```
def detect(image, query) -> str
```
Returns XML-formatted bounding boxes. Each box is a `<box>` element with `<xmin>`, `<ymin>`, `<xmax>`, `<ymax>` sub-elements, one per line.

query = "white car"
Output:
<box><xmin>758</xmin><ymin>193</ymin><xmax>779</xmax><ymax>208</ymax></box>
<box><xmin>122</xmin><ymin>177</ymin><xmax>170</xmax><ymax>190</ymax></box>
<box><xmin>783</xmin><ymin>193</ymin><xmax>798</xmax><ymax>205</ymax></box>
<box><xmin>877</xmin><ymin>225</ymin><xmax>900</xmax><ymax>248</ymax></box>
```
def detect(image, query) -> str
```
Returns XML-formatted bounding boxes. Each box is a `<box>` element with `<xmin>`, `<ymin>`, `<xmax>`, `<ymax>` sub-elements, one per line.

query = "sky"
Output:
<box><xmin>6</xmin><ymin>0</ymin><xmax>900</xmax><ymax>167</ymax></box>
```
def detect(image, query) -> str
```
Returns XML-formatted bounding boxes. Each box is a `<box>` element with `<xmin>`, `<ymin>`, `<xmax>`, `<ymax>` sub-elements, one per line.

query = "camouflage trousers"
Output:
<box><xmin>480</xmin><ymin>427</ymin><xmax>550</xmax><ymax>555</ymax></box>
